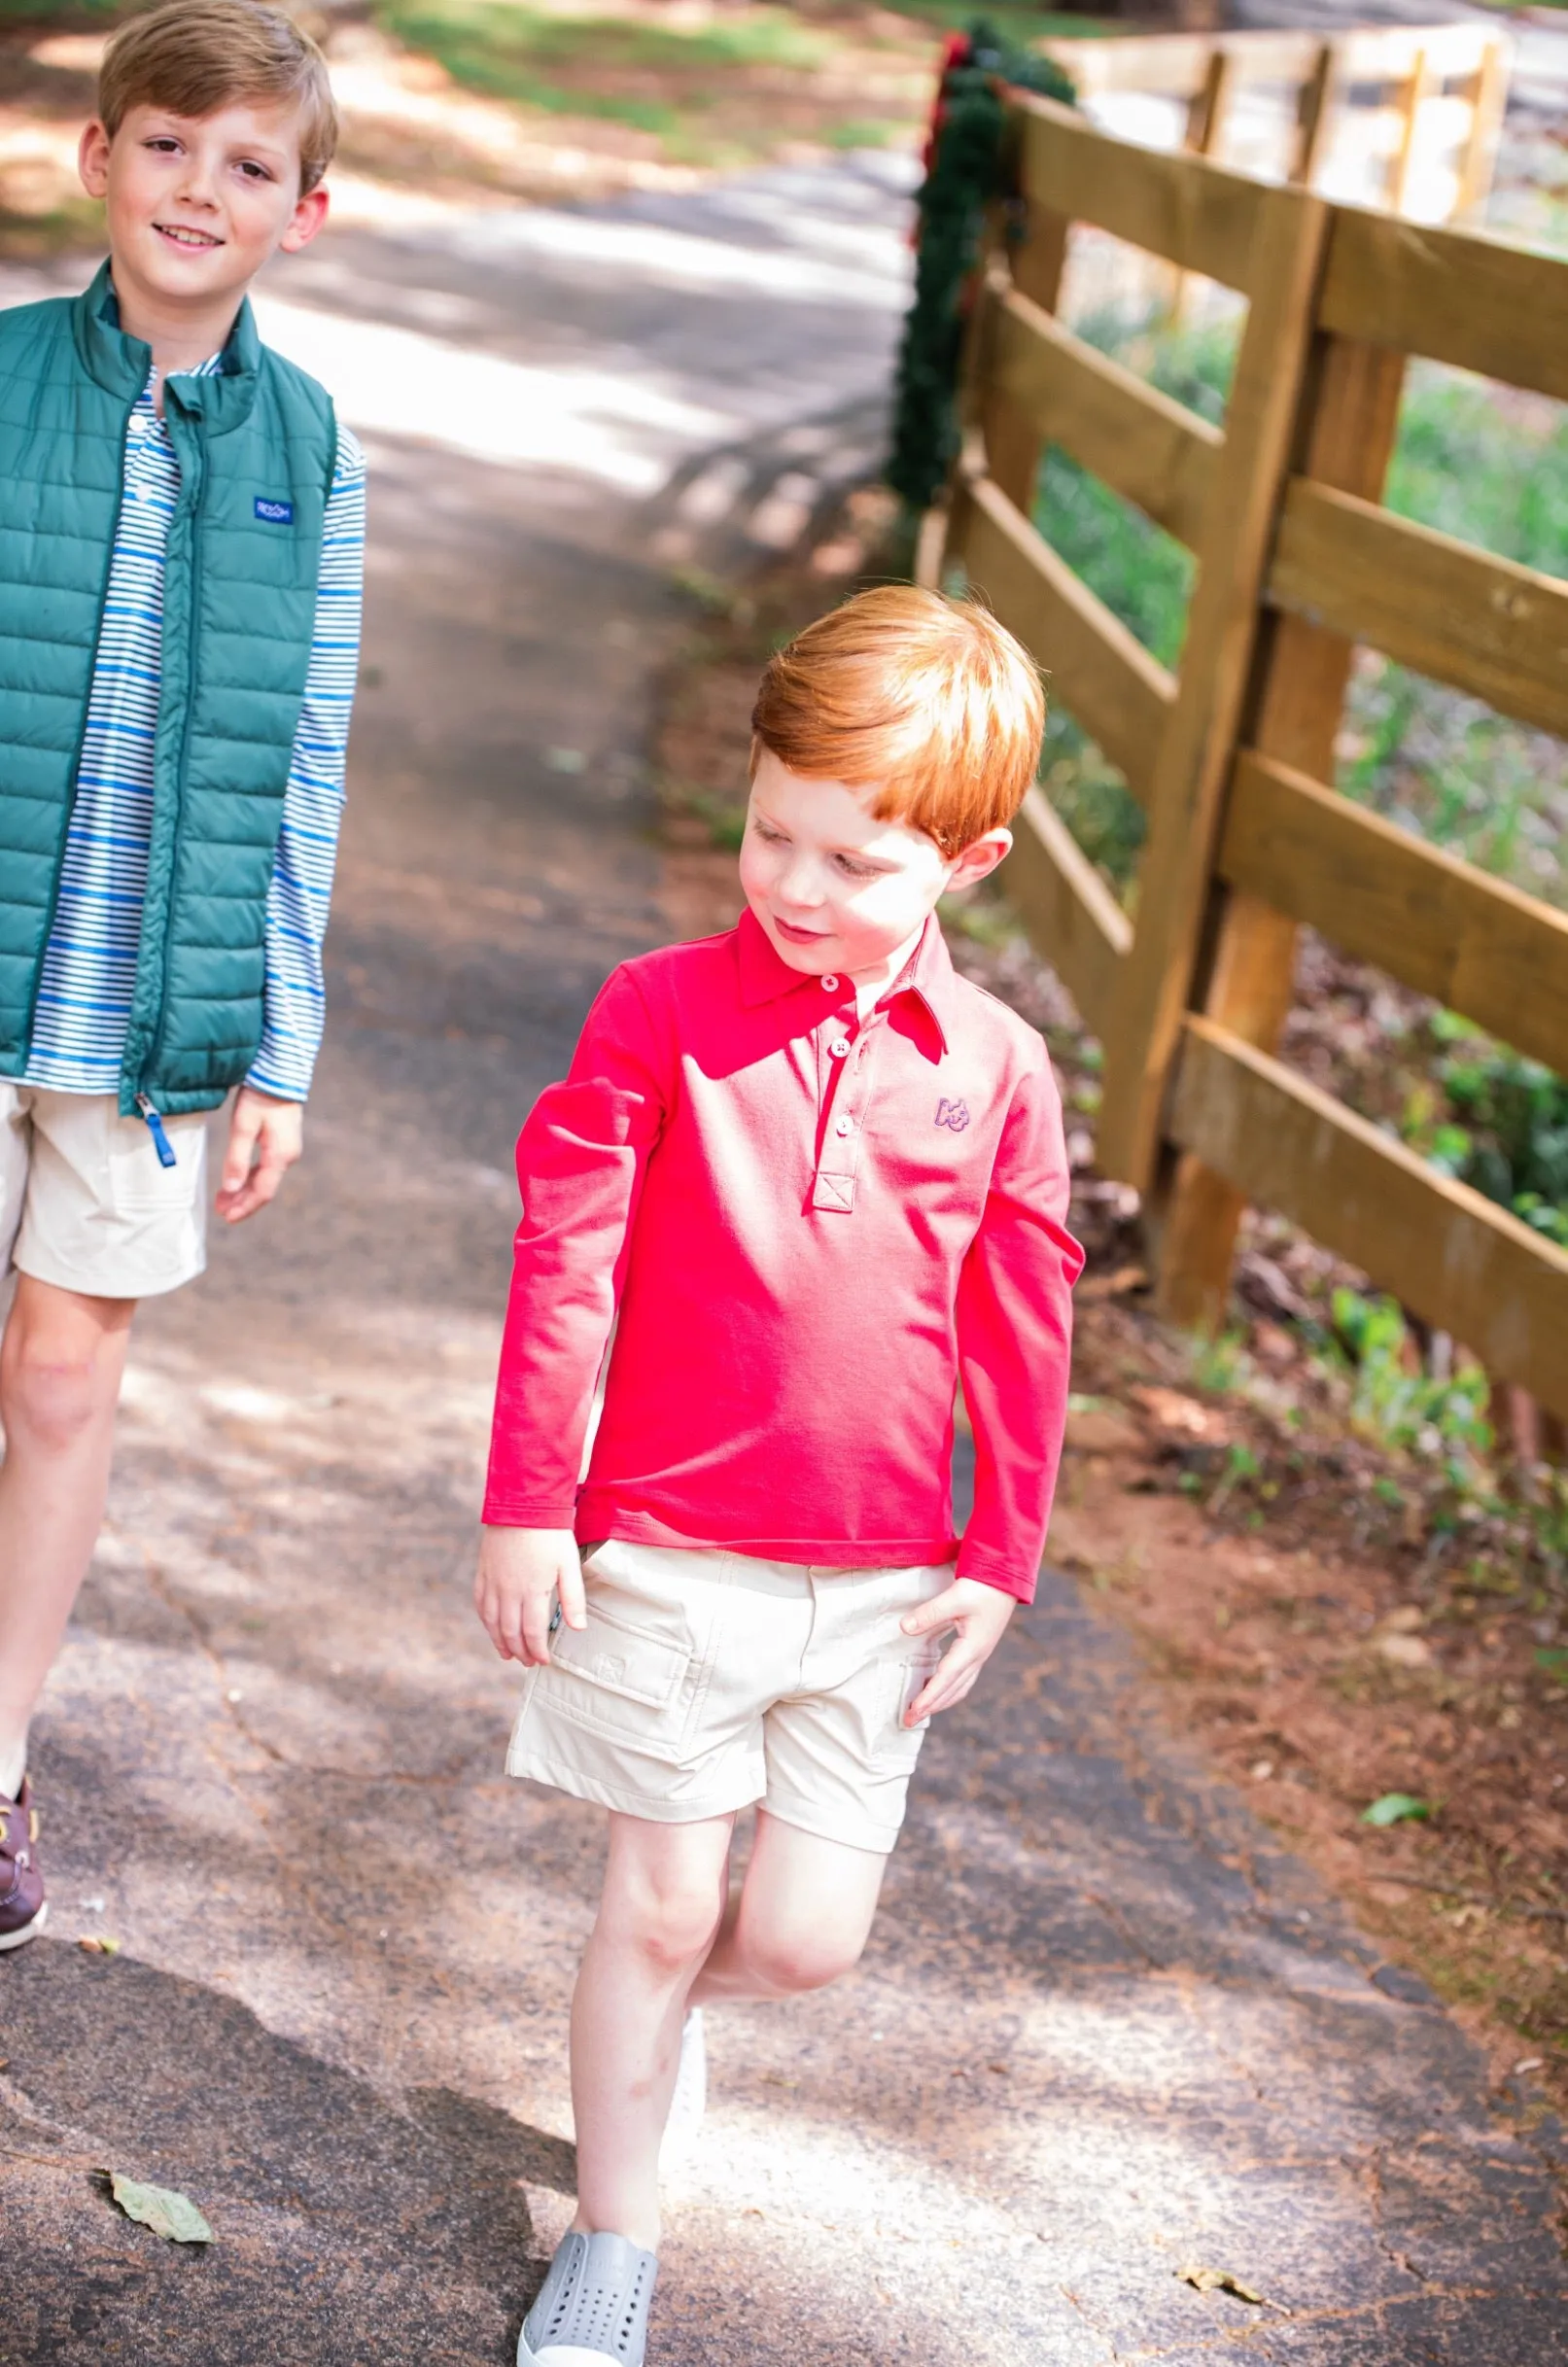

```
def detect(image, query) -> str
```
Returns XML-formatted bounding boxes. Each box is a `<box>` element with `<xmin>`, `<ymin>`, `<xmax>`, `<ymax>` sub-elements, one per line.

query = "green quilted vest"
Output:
<box><xmin>0</xmin><ymin>261</ymin><xmax>337</xmax><ymax>1114</ymax></box>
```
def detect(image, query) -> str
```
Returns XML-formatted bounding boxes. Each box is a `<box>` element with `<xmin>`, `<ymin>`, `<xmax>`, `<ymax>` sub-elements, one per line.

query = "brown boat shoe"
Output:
<box><xmin>0</xmin><ymin>1776</ymin><xmax>47</xmax><ymax>1950</ymax></box>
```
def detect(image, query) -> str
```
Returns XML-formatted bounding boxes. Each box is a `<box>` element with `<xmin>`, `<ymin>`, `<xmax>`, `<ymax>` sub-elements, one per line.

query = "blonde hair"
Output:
<box><xmin>99</xmin><ymin>1</ymin><xmax>338</xmax><ymax>194</ymax></box>
<box><xmin>750</xmin><ymin>585</ymin><xmax>1045</xmax><ymax>855</ymax></box>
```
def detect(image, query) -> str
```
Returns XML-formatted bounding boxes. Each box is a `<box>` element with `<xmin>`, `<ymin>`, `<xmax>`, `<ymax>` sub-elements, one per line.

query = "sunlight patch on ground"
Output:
<box><xmin>254</xmin><ymin>291</ymin><xmax>731</xmax><ymax>490</ymax></box>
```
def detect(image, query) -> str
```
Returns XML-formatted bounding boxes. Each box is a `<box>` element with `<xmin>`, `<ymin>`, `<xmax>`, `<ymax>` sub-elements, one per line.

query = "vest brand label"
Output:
<box><xmin>254</xmin><ymin>497</ymin><xmax>294</xmax><ymax>524</ymax></box>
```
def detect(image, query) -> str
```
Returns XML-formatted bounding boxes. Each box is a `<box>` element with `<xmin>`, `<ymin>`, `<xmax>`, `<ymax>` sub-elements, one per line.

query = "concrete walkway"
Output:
<box><xmin>2</xmin><ymin>163</ymin><xmax>1565</xmax><ymax>2366</ymax></box>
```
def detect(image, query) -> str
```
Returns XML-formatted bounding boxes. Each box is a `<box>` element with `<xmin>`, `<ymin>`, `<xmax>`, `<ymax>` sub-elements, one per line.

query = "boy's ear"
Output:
<box><xmin>78</xmin><ymin>119</ymin><xmax>112</xmax><ymax>200</ymax></box>
<box><xmin>278</xmin><ymin>182</ymin><xmax>330</xmax><ymax>256</ymax></box>
<box><xmin>945</xmin><ymin>826</ymin><xmax>1012</xmax><ymax>893</ymax></box>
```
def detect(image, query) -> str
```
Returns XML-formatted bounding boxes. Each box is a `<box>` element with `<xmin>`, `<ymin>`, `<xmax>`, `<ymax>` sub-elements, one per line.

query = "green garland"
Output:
<box><xmin>886</xmin><ymin>20</ymin><xmax>1074</xmax><ymax>515</ymax></box>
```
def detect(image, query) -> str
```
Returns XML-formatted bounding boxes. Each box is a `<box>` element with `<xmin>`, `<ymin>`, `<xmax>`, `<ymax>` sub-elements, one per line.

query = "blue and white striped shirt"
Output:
<box><xmin>23</xmin><ymin>356</ymin><xmax>365</xmax><ymax>1104</ymax></box>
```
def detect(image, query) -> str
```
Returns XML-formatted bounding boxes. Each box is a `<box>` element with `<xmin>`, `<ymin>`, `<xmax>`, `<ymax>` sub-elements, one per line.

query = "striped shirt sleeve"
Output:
<box><xmin>246</xmin><ymin>424</ymin><xmax>366</xmax><ymax>1101</ymax></box>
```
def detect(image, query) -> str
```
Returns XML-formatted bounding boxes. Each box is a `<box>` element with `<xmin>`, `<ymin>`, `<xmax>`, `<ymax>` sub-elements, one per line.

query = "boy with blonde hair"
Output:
<box><xmin>0</xmin><ymin>0</ymin><xmax>363</xmax><ymax>1945</ymax></box>
<box><xmin>476</xmin><ymin>585</ymin><xmax>1082</xmax><ymax>2364</ymax></box>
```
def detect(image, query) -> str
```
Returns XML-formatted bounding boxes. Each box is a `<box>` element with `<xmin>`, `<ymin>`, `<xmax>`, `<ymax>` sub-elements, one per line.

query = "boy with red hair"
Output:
<box><xmin>476</xmin><ymin>585</ymin><xmax>1082</xmax><ymax>2365</ymax></box>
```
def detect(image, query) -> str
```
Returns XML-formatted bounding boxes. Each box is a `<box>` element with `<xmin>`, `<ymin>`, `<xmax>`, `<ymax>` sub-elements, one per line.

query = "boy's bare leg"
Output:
<box><xmin>689</xmin><ymin>1810</ymin><xmax>887</xmax><ymax>2004</ymax></box>
<box><xmin>0</xmin><ymin>1276</ymin><xmax>134</xmax><ymax>1789</ymax></box>
<box><xmin>570</xmin><ymin>1808</ymin><xmax>736</xmax><ymax>2249</ymax></box>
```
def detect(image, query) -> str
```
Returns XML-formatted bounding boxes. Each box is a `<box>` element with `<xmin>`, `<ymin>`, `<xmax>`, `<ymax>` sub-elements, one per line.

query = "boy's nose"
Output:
<box><xmin>776</xmin><ymin>857</ymin><xmax>824</xmax><ymax>909</ymax></box>
<box><xmin>173</xmin><ymin>157</ymin><xmax>220</xmax><ymax>207</ymax></box>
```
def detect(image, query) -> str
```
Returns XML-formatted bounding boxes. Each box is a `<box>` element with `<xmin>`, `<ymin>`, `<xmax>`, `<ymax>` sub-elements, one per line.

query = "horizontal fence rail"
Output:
<box><xmin>1268</xmin><ymin>482</ymin><xmax>1568</xmax><ymax>737</ymax></box>
<box><xmin>988</xmin><ymin>288</ymin><xmax>1221</xmax><ymax>551</ymax></box>
<box><xmin>1318</xmin><ymin>212</ymin><xmax>1568</xmax><ymax>400</ymax></box>
<box><xmin>1041</xmin><ymin>21</ymin><xmax>1512</xmax><ymax>231</ymax></box>
<box><xmin>1169</xmin><ymin>1020</ymin><xmax>1568</xmax><ymax>1415</ymax></box>
<box><xmin>1017</xmin><ymin>97</ymin><xmax>1269</xmax><ymax>294</ymax></box>
<box><xmin>927</xmin><ymin>86</ymin><xmax>1568</xmax><ymax>1417</ymax></box>
<box><xmin>1219</xmin><ymin>756</ymin><xmax>1568</xmax><ymax>1079</ymax></box>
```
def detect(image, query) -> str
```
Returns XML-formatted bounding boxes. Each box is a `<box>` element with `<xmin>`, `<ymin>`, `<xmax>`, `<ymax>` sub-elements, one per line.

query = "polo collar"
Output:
<box><xmin>733</xmin><ymin>908</ymin><xmax>955</xmax><ymax>1056</ymax></box>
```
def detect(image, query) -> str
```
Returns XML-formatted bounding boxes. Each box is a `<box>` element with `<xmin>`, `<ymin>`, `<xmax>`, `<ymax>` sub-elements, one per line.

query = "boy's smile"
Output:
<box><xmin>739</xmin><ymin>747</ymin><xmax>1011</xmax><ymax>993</ymax></box>
<box><xmin>78</xmin><ymin>99</ymin><xmax>328</xmax><ymax>367</ymax></box>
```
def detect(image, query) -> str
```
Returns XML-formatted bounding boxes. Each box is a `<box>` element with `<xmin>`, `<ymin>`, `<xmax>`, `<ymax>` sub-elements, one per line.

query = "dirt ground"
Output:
<box><xmin>654</xmin><ymin>529</ymin><xmax>1568</xmax><ymax>2192</ymax></box>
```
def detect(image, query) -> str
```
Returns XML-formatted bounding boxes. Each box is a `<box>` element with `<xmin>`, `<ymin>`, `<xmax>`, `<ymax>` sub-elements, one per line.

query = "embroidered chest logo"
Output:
<box><xmin>934</xmin><ymin>1096</ymin><xmax>970</xmax><ymax>1132</ymax></box>
<box><xmin>254</xmin><ymin>497</ymin><xmax>295</xmax><ymax>525</ymax></box>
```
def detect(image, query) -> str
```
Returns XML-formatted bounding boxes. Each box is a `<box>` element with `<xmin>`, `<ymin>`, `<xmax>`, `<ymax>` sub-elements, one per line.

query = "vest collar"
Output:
<box><xmin>71</xmin><ymin>261</ymin><xmax>261</xmax><ymax>432</ymax></box>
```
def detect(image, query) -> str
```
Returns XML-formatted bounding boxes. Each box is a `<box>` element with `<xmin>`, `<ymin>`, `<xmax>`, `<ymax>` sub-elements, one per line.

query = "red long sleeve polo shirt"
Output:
<box><xmin>483</xmin><ymin>911</ymin><xmax>1083</xmax><ymax>1602</ymax></box>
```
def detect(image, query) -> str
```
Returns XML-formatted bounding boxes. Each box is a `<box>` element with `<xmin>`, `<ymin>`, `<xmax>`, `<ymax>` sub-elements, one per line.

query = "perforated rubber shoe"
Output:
<box><xmin>0</xmin><ymin>1777</ymin><xmax>46</xmax><ymax>1951</ymax></box>
<box><xmin>518</xmin><ymin>2231</ymin><xmax>657</xmax><ymax>2367</ymax></box>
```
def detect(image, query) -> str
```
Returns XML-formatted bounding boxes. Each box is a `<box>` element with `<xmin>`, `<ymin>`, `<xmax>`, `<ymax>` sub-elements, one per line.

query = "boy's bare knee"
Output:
<box><xmin>0</xmin><ymin>1315</ymin><xmax>122</xmax><ymax>1456</ymax></box>
<box><xmin>745</xmin><ymin>1921</ymin><xmax>866</xmax><ymax>1996</ymax></box>
<box><xmin>613</xmin><ymin>1869</ymin><xmax>725</xmax><ymax>1975</ymax></box>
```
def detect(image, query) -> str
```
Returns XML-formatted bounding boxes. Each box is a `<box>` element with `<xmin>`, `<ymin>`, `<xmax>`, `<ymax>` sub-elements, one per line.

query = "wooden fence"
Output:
<box><xmin>919</xmin><ymin>93</ymin><xmax>1568</xmax><ymax>1416</ymax></box>
<box><xmin>1039</xmin><ymin>22</ymin><xmax>1512</xmax><ymax>226</ymax></box>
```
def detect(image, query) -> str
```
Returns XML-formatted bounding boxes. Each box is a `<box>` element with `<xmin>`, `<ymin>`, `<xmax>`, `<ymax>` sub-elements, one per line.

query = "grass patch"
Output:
<box><xmin>1036</xmin><ymin>448</ymin><xmax>1192</xmax><ymax>670</ymax></box>
<box><xmin>373</xmin><ymin>0</ymin><xmax>865</xmax><ymax>158</ymax></box>
<box><xmin>1385</xmin><ymin>361</ymin><xmax>1568</xmax><ymax>570</ymax></box>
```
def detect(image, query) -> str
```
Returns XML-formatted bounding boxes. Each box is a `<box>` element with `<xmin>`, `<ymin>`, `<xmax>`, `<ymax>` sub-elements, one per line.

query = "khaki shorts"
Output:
<box><xmin>0</xmin><ymin>1086</ymin><xmax>209</xmax><ymax>1301</ymax></box>
<box><xmin>506</xmin><ymin>1539</ymin><xmax>954</xmax><ymax>1855</ymax></box>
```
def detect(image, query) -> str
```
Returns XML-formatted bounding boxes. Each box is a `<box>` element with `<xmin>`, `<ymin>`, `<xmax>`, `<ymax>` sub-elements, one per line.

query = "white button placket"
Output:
<box><xmin>812</xmin><ymin>1005</ymin><xmax>879</xmax><ymax>1214</ymax></box>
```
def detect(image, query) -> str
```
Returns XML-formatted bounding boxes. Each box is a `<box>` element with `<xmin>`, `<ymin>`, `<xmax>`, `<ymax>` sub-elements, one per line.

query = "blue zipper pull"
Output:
<box><xmin>134</xmin><ymin>1094</ymin><xmax>178</xmax><ymax>1170</ymax></box>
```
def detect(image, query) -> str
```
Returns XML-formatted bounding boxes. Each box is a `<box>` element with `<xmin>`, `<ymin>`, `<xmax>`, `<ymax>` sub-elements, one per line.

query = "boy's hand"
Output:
<box><xmin>218</xmin><ymin>1088</ymin><xmax>303</xmax><ymax>1224</ymax></box>
<box><xmin>901</xmin><ymin>1577</ymin><xmax>1018</xmax><ymax>1723</ymax></box>
<box><xmin>475</xmin><ymin>1526</ymin><xmax>587</xmax><ymax>1665</ymax></box>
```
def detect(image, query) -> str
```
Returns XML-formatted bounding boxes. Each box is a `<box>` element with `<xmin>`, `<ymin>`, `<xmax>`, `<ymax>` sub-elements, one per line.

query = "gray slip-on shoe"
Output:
<box><xmin>0</xmin><ymin>1777</ymin><xmax>47</xmax><ymax>1952</ymax></box>
<box><xmin>518</xmin><ymin>2231</ymin><xmax>658</xmax><ymax>2367</ymax></box>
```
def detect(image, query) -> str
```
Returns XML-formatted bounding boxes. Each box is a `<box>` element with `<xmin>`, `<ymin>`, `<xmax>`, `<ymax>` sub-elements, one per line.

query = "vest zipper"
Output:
<box><xmin>134</xmin><ymin>1094</ymin><xmax>178</xmax><ymax>1168</ymax></box>
<box><xmin>134</xmin><ymin>397</ymin><xmax>207</xmax><ymax>1114</ymax></box>
<box><xmin>19</xmin><ymin>387</ymin><xmax>140</xmax><ymax>1073</ymax></box>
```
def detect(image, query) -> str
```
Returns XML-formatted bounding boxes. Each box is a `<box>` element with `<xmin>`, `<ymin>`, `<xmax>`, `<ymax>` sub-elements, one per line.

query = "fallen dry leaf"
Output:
<box><xmin>1376</xmin><ymin>1632</ymin><xmax>1433</xmax><ymax>1668</ymax></box>
<box><xmin>1176</xmin><ymin>2264</ymin><xmax>1277</xmax><ymax>2309</ymax></box>
<box><xmin>1132</xmin><ymin>1385</ymin><xmax>1230</xmax><ymax>1445</ymax></box>
<box><xmin>107</xmin><ymin>2173</ymin><xmax>215</xmax><ymax>2245</ymax></box>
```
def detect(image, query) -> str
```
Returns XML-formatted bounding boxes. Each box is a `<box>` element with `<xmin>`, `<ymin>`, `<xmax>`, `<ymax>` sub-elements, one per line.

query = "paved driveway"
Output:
<box><xmin>1</xmin><ymin>160</ymin><xmax>1565</xmax><ymax>2364</ymax></box>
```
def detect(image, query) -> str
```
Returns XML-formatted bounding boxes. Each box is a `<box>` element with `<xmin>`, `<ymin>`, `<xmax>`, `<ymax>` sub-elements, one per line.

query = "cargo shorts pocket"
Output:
<box><xmin>545</xmin><ymin>1600</ymin><xmax>696</xmax><ymax>1762</ymax></box>
<box><xmin>880</xmin><ymin>1643</ymin><xmax>945</xmax><ymax>1750</ymax></box>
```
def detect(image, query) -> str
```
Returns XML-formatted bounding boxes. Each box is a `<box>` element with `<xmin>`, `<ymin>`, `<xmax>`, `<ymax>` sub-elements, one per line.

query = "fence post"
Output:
<box><xmin>1456</xmin><ymin>36</ymin><xmax>1511</xmax><ymax>223</ymax></box>
<box><xmin>1167</xmin><ymin>47</ymin><xmax>1235</xmax><ymax>323</ymax></box>
<box><xmin>1292</xmin><ymin>40</ymin><xmax>1337</xmax><ymax>188</ymax></box>
<box><xmin>1096</xmin><ymin>181</ymin><xmax>1330</xmax><ymax>1196</ymax></box>
<box><xmin>1155</xmin><ymin>331</ymin><xmax>1410</xmax><ymax>1328</ymax></box>
<box><xmin>1386</xmin><ymin>47</ymin><xmax>1433</xmax><ymax>214</ymax></box>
